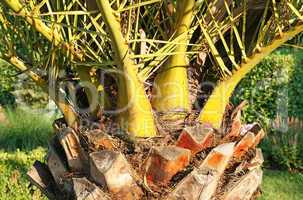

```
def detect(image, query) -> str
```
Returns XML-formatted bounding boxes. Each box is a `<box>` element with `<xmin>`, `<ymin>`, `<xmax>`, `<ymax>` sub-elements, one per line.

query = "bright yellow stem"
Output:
<box><xmin>4</xmin><ymin>0</ymin><xmax>61</xmax><ymax>46</ymax></box>
<box><xmin>96</xmin><ymin>0</ymin><xmax>157</xmax><ymax>137</ymax></box>
<box><xmin>152</xmin><ymin>0</ymin><xmax>194</xmax><ymax>115</ymax></box>
<box><xmin>3</xmin><ymin>0</ymin><xmax>83</xmax><ymax>59</ymax></box>
<box><xmin>199</xmin><ymin>24</ymin><xmax>303</xmax><ymax>129</ymax></box>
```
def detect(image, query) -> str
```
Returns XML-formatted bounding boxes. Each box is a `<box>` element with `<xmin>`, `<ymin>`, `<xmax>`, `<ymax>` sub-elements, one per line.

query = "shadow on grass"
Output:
<box><xmin>0</xmin><ymin>109</ymin><xmax>53</xmax><ymax>152</ymax></box>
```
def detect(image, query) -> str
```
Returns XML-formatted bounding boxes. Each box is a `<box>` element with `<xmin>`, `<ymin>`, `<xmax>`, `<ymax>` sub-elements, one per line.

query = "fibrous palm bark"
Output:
<box><xmin>1</xmin><ymin>0</ymin><xmax>303</xmax><ymax>199</ymax></box>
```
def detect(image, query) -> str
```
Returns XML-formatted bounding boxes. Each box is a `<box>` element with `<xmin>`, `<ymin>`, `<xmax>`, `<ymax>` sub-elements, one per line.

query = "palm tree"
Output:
<box><xmin>0</xmin><ymin>0</ymin><xmax>302</xmax><ymax>199</ymax></box>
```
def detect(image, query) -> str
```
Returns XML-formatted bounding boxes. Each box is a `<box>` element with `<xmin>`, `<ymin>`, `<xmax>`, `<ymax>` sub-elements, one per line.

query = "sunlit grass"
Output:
<box><xmin>260</xmin><ymin>170</ymin><xmax>303</xmax><ymax>200</ymax></box>
<box><xmin>0</xmin><ymin>147</ymin><xmax>46</xmax><ymax>200</ymax></box>
<box><xmin>0</xmin><ymin>109</ymin><xmax>51</xmax><ymax>199</ymax></box>
<box><xmin>0</xmin><ymin>108</ymin><xmax>53</xmax><ymax>151</ymax></box>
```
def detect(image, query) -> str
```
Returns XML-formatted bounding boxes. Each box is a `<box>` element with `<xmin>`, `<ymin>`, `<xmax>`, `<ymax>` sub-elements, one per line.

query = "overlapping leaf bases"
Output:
<box><xmin>27</xmin><ymin>103</ymin><xmax>265</xmax><ymax>199</ymax></box>
<box><xmin>1</xmin><ymin>1</ymin><xmax>303</xmax><ymax>199</ymax></box>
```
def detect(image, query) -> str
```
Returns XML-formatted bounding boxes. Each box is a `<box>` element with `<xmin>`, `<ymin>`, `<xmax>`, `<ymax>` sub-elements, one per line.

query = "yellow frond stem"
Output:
<box><xmin>4</xmin><ymin>0</ymin><xmax>83</xmax><ymax>60</ymax></box>
<box><xmin>94</xmin><ymin>78</ymin><xmax>111</xmax><ymax>110</ymax></box>
<box><xmin>96</xmin><ymin>0</ymin><xmax>157</xmax><ymax>137</ymax></box>
<box><xmin>199</xmin><ymin>24</ymin><xmax>303</xmax><ymax>129</ymax></box>
<box><xmin>4</xmin><ymin>0</ymin><xmax>106</xmax><ymax>118</ymax></box>
<box><xmin>152</xmin><ymin>0</ymin><xmax>194</xmax><ymax>116</ymax></box>
<box><xmin>4</xmin><ymin>0</ymin><xmax>61</xmax><ymax>46</ymax></box>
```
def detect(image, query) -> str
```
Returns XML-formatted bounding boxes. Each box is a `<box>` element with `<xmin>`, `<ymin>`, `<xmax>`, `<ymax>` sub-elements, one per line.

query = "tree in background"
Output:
<box><xmin>0</xmin><ymin>0</ymin><xmax>303</xmax><ymax>199</ymax></box>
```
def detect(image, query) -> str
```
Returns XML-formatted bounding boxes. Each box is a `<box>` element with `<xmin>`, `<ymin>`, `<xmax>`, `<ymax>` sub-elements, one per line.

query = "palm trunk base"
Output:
<box><xmin>27</xmin><ymin>105</ymin><xmax>265</xmax><ymax>200</ymax></box>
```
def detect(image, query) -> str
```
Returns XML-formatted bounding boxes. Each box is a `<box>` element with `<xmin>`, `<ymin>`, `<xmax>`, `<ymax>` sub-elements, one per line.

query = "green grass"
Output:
<box><xmin>0</xmin><ymin>109</ymin><xmax>53</xmax><ymax>151</ymax></box>
<box><xmin>260</xmin><ymin>170</ymin><xmax>303</xmax><ymax>200</ymax></box>
<box><xmin>0</xmin><ymin>148</ymin><xmax>46</xmax><ymax>200</ymax></box>
<box><xmin>0</xmin><ymin>109</ymin><xmax>52</xmax><ymax>200</ymax></box>
<box><xmin>0</xmin><ymin>109</ymin><xmax>302</xmax><ymax>199</ymax></box>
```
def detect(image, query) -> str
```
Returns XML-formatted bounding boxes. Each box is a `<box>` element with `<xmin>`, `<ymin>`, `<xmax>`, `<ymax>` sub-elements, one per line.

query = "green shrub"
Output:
<box><xmin>0</xmin><ymin>60</ymin><xmax>17</xmax><ymax>107</ymax></box>
<box><xmin>232</xmin><ymin>47</ymin><xmax>303</xmax><ymax>170</ymax></box>
<box><xmin>262</xmin><ymin>127</ymin><xmax>303</xmax><ymax>171</ymax></box>
<box><xmin>232</xmin><ymin>48</ymin><xmax>301</xmax><ymax>127</ymax></box>
<box><xmin>0</xmin><ymin>91</ymin><xmax>15</xmax><ymax>107</ymax></box>
<box><xmin>286</xmin><ymin>49</ymin><xmax>303</xmax><ymax>120</ymax></box>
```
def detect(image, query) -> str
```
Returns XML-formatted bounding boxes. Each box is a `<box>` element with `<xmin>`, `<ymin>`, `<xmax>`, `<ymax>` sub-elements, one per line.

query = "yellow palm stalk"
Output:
<box><xmin>199</xmin><ymin>24</ymin><xmax>303</xmax><ymax>129</ymax></box>
<box><xmin>96</xmin><ymin>0</ymin><xmax>157</xmax><ymax>137</ymax></box>
<box><xmin>152</xmin><ymin>0</ymin><xmax>194</xmax><ymax>117</ymax></box>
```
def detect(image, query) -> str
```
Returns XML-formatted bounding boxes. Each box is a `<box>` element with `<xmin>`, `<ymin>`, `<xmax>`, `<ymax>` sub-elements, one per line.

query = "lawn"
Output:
<box><xmin>0</xmin><ymin>109</ymin><xmax>51</xmax><ymax>200</ymax></box>
<box><xmin>0</xmin><ymin>148</ymin><xmax>46</xmax><ymax>200</ymax></box>
<box><xmin>0</xmin><ymin>110</ymin><xmax>302</xmax><ymax>199</ymax></box>
<box><xmin>260</xmin><ymin>170</ymin><xmax>303</xmax><ymax>200</ymax></box>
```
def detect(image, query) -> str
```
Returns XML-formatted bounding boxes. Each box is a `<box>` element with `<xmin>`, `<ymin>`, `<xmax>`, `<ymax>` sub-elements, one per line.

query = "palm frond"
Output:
<box><xmin>198</xmin><ymin>0</ymin><xmax>303</xmax><ymax>128</ymax></box>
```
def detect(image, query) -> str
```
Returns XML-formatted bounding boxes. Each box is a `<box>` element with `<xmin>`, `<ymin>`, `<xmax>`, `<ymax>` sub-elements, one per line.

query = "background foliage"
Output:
<box><xmin>233</xmin><ymin>47</ymin><xmax>303</xmax><ymax>171</ymax></box>
<box><xmin>232</xmin><ymin>48</ymin><xmax>303</xmax><ymax>125</ymax></box>
<box><xmin>0</xmin><ymin>59</ymin><xmax>48</xmax><ymax>109</ymax></box>
<box><xmin>0</xmin><ymin>60</ymin><xmax>16</xmax><ymax>106</ymax></box>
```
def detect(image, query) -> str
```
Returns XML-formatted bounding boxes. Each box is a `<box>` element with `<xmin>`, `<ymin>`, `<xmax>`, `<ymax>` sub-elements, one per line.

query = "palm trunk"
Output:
<box><xmin>2</xmin><ymin>1</ymin><xmax>303</xmax><ymax>200</ymax></box>
<box><xmin>27</xmin><ymin>103</ymin><xmax>265</xmax><ymax>200</ymax></box>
